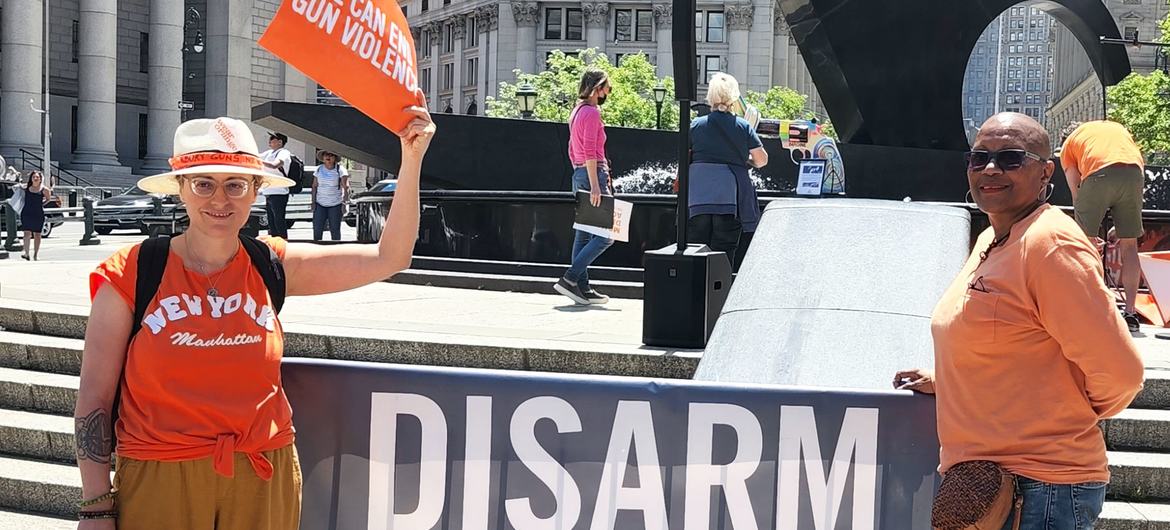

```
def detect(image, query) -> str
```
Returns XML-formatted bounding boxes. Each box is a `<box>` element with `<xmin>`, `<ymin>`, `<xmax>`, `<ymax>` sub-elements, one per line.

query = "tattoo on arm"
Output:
<box><xmin>75</xmin><ymin>409</ymin><xmax>112</xmax><ymax>464</ymax></box>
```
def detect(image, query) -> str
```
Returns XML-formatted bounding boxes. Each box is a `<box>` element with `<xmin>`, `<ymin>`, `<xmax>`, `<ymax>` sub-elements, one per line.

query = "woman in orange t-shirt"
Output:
<box><xmin>895</xmin><ymin>113</ymin><xmax>1143</xmax><ymax>529</ymax></box>
<box><xmin>72</xmin><ymin>105</ymin><xmax>434</xmax><ymax>529</ymax></box>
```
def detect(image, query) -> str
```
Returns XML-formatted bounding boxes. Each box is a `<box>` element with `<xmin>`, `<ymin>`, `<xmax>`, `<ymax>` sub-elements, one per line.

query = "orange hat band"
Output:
<box><xmin>169</xmin><ymin>152</ymin><xmax>264</xmax><ymax>171</ymax></box>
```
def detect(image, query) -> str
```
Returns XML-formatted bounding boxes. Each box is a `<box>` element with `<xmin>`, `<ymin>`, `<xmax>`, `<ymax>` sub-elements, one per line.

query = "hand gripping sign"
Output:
<box><xmin>260</xmin><ymin>0</ymin><xmax>422</xmax><ymax>134</ymax></box>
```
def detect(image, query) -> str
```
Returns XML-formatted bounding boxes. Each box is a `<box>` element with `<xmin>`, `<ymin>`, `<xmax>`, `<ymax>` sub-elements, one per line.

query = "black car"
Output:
<box><xmin>94</xmin><ymin>186</ymin><xmax>177</xmax><ymax>235</ymax></box>
<box><xmin>344</xmin><ymin>179</ymin><xmax>396</xmax><ymax>228</ymax></box>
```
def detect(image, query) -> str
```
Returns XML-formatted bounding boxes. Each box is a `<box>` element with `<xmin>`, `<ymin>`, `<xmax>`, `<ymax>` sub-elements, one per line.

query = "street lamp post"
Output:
<box><xmin>516</xmin><ymin>83</ymin><xmax>538</xmax><ymax>119</ymax></box>
<box><xmin>653</xmin><ymin>83</ymin><xmax>667</xmax><ymax>130</ymax></box>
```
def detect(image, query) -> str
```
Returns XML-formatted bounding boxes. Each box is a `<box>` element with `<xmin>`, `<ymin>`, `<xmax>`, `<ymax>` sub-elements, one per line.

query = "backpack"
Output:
<box><xmin>110</xmin><ymin>235</ymin><xmax>287</xmax><ymax>444</ymax></box>
<box><xmin>285</xmin><ymin>153</ymin><xmax>306</xmax><ymax>194</ymax></box>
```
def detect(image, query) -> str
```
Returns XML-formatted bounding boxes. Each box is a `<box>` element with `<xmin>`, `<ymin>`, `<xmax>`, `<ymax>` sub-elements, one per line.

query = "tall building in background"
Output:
<box><xmin>402</xmin><ymin>0</ymin><xmax>827</xmax><ymax>118</ymax></box>
<box><xmin>1047</xmin><ymin>0</ymin><xmax>1169</xmax><ymax>142</ymax></box>
<box><xmin>963</xmin><ymin>5</ymin><xmax>1056</xmax><ymax>139</ymax></box>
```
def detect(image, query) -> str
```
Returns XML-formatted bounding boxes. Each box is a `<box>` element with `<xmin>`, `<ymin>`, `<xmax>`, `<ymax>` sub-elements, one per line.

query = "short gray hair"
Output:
<box><xmin>705</xmin><ymin>73</ymin><xmax>741</xmax><ymax>110</ymax></box>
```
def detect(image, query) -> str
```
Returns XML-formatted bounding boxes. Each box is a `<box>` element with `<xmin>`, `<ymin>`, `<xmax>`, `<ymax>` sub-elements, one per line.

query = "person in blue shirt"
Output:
<box><xmin>687</xmin><ymin>73</ymin><xmax>769</xmax><ymax>265</ymax></box>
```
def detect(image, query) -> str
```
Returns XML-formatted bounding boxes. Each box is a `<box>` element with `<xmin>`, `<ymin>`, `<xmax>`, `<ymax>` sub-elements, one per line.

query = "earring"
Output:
<box><xmin>1038</xmin><ymin>182</ymin><xmax>1054</xmax><ymax>202</ymax></box>
<box><xmin>965</xmin><ymin>189</ymin><xmax>975</xmax><ymax>204</ymax></box>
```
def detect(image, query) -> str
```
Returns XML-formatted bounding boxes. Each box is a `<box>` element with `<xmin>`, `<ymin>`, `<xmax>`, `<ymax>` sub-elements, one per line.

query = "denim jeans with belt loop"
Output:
<box><xmin>564</xmin><ymin>167</ymin><xmax>613</xmax><ymax>290</ymax></box>
<box><xmin>1001</xmin><ymin>476</ymin><xmax>1106</xmax><ymax>530</ymax></box>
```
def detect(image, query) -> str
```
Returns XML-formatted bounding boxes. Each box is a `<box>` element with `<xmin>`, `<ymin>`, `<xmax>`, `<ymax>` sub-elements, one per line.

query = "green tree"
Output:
<box><xmin>743</xmin><ymin>86</ymin><xmax>807</xmax><ymax>120</ymax></box>
<box><xmin>1107</xmin><ymin>70</ymin><xmax>1170</xmax><ymax>159</ymax></box>
<box><xmin>487</xmin><ymin>49</ymin><xmax>680</xmax><ymax>130</ymax></box>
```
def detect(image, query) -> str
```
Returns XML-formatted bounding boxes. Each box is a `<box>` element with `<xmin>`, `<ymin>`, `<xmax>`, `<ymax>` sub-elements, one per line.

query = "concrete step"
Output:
<box><xmin>1108</xmin><ymin>409</ymin><xmax>1170</xmax><ymax>452</ymax></box>
<box><xmin>1134</xmin><ymin>371</ymin><xmax>1170</xmax><ymax>410</ymax></box>
<box><xmin>0</xmin><ymin>409</ymin><xmax>75</xmax><ymax>463</ymax></box>
<box><xmin>0</xmin><ymin>331</ymin><xmax>83</xmax><ymax>376</ymax></box>
<box><xmin>1100</xmin><ymin>501</ymin><xmax>1170</xmax><ymax>529</ymax></box>
<box><xmin>388</xmin><ymin>268</ymin><xmax>644</xmax><ymax>299</ymax></box>
<box><xmin>0</xmin><ymin>508</ymin><xmax>74</xmax><ymax>529</ymax></box>
<box><xmin>1111</xmin><ymin>451</ymin><xmax>1170</xmax><ymax>502</ymax></box>
<box><xmin>0</xmin><ymin>455</ymin><xmax>78</xmax><ymax>519</ymax></box>
<box><xmin>0</xmin><ymin>367</ymin><xmax>78</xmax><ymax>416</ymax></box>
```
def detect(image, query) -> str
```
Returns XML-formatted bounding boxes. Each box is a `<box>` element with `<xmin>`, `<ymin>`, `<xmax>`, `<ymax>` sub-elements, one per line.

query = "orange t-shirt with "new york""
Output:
<box><xmin>89</xmin><ymin>238</ymin><xmax>294</xmax><ymax>480</ymax></box>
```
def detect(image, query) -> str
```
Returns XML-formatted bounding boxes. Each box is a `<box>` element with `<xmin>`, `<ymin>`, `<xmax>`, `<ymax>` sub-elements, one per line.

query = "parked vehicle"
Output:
<box><xmin>0</xmin><ymin>183</ymin><xmax>64</xmax><ymax>238</ymax></box>
<box><xmin>93</xmin><ymin>186</ymin><xmax>178</xmax><ymax>235</ymax></box>
<box><xmin>346</xmin><ymin>179</ymin><xmax>395</xmax><ymax>228</ymax></box>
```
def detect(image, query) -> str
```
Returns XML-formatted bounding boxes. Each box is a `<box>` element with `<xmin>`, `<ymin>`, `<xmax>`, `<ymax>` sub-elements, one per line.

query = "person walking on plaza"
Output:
<box><xmin>895</xmin><ymin>113</ymin><xmax>1143</xmax><ymax>530</ymax></box>
<box><xmin>1060</xmin><ymin>120</ymin><xmax>1146</xmax><ymax>332</ymax></box>
<box><xmin>311</xmin><ymin>149</ymin><xmax>349</xmax><ymax>241</ymax></box>
<box><xmin>18</xmin><ymin>170</ymin><xmax>51</xmax><ymax>261</ymax></box>
<box><xmin>260</xmin><ymin>132</ymin><xmax>293</xmax><ymax>239</ymax></box>
<box><xmin>686</xmin><ymin>73</ymin><xmax>768</xmax><ymax>265</ymax></box>
<box><xmin>72</xmin><ymin>106</ymin><xmax>434</xmax><ymax>529</ymax></box>
<box><xmin>554</xmin><ymin>69</ymin><xmax>614</xmax><ymax>305</ymax></box>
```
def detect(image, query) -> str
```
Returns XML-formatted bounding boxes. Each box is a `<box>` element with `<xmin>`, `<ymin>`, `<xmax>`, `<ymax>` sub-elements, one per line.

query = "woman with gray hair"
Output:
<box><xmin>687</xmin><ymin>73</ymin><xmax>768</xmax><ymax>264</ymax></box>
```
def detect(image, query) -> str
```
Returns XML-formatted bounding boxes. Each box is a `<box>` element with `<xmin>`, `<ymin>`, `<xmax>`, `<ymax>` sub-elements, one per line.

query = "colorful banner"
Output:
<box><xmin>260</xmin><ymin>0</ymin><xmax>422</xmax><ymax>134</ymax></box>
<box><xmin>283</xmin><ymin>358</ymin><xmax>942</xmax><ymax>529</ymax></box>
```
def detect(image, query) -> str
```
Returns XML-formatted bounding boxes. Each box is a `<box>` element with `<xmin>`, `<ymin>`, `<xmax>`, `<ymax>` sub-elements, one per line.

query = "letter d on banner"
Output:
<box><xmin>369</xmin><ymin>393</ymin><xmax>448</xmax><ymax>530</ymax></box>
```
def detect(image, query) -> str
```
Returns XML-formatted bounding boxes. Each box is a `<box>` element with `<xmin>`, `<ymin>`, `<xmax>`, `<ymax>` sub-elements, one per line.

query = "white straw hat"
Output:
<box><xmin>137</xmin><ymin>117</ymin><xmax>295</xmax><ymax>195</ymax></box>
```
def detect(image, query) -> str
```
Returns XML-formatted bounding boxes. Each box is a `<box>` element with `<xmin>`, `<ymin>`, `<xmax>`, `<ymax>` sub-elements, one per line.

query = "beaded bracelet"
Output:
<box><xmin>77</xmin><ymin>510</ymin><xmax>118</xmax><ymax>520</ymax></box>
<box><xmin>78</xmin><ymin>487</ymin><xmax>118</xmax><ymax>508</ymax></box>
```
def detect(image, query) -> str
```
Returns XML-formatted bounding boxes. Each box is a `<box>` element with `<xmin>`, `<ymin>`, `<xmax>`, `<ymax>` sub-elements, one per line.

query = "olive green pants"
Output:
<box><xmin>1074</xmin><ymin>163</ymin><xmax>1145</xmax><ymax>239</ymax></box>
<box><xmin>114</xmin><ymin>444</ymin><xmax>302</xmax><ymax>530</ymax></box>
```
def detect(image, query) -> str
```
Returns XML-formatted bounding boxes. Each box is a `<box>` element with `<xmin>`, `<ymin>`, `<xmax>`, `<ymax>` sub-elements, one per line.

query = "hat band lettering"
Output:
<box><xmin>169</xmin><ymin>152</ymin><xmax>263</xmax><ymax>171</ymax></box>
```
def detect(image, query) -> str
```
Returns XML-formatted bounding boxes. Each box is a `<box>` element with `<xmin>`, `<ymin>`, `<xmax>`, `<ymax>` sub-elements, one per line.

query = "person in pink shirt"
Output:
<box><xmin>555</xmin><ymin>69</ymin><xmax>614</xmax><ymax>305</ymax></box>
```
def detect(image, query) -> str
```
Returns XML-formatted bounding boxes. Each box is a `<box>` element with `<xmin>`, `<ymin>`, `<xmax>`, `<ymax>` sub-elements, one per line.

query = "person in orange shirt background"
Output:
<box><xmin>72</xmin><ymin>103</ymin><xmax>434</xmax><ymax>529</ymax></box>
<box><xmin>895</xmin><ymin>113</ymin><xmax>1144</xmax><ymax>529</ymax></box>
<box><xmin>1059</xmin><ymin>120</ymin><xmax>1146</xmax><ymax>332</ymax></box>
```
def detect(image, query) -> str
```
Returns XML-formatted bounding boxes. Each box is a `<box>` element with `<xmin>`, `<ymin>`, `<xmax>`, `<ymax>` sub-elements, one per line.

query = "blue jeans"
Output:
<box><xmin>312</xmin><ymin>203</ymin><xmax>342</xmax><ymax>241</ymax></box>
<box><xmin>1002</xmin><ymin>477</ymin><xmax>1106</xmax><ymax>530</ymax></box>
<box><xmin>565</xmin><ymin>167</ymin><xmax>613</xmax><ymax>289</ymax></box>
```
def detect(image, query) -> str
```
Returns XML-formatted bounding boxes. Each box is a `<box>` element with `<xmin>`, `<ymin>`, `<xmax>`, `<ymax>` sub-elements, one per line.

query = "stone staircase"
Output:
<box><xmin>1</xmin><ymin>320</ymin><xmax>1170</xmax><ymax>527</ymax></box>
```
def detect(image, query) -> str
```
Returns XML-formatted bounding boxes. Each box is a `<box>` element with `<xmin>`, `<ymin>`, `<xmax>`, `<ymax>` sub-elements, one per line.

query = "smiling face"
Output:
<box><xmin>177</xmin><ymin>173</ymin><xmax>260</xmax><ymax>237</ymax></box>
<box><xmin>968</xmin><ymin>113</ymin><xmax>1054</xmax><ymax>219</ymax></box>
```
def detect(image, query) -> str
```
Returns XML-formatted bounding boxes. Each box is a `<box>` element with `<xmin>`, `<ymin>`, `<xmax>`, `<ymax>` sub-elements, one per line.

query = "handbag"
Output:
<box><xmin>931</xmin><ymin>461</ymin><xmax>1022</xmax><ymax>530</ymax></box>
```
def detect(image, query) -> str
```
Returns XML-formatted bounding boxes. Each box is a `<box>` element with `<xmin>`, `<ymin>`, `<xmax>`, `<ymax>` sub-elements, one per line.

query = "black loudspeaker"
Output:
<box><xmin>643</xmin><ymin>244</ymin><xmax>732</xmax><ymax>348</ymax></box>
<box><xmin>671</xmin><ymin>0</ymin><xmax>697</xmax><ymax>100</ymax></box>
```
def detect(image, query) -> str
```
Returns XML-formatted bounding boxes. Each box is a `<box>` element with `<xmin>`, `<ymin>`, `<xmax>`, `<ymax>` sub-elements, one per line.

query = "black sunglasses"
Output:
<box><xmin>965</xmin><ymin>149</ymin><xmax>1046</xmax><ymax>171</ymax></box>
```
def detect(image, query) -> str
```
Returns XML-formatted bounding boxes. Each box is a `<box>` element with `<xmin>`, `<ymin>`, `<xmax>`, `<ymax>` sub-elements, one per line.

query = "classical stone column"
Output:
<box><xmin>582</xmin><ymin>2</ymin><xmax>609</xmax><ymax>53</ymax></box>
<box><xmin>653</xmin><ymin>4</ymin><xmax>673</xmax><ymax>78</ymax></box>
<box><xmin>725</xmin><ymin>3</ymin><xmax>754</xmax><ymax>84</ymax></box>
<box><xmin>70</xmin><ymin>0</ymin><xmax>123</xmax><ymax>169</ymax></box>
<box><xmin>427</xmin><ymin>21</ymin><xmax>442</xmax><ymax>108</ymax></box>
<box><xmin>475</xmin><ymin>7</ymin><xmax>493</xmax><ymax>103</ymax></box>
<box><xmin>452</xmin><ymin>17</ymin><xmax>466</xmax><ymax>113</ymax></box>
<box><xmin>771</xmin><ymin>14</ymin><xmax>789</xmax><ymax>88</ymax></box>
<box><xmin>204</xmin><ymin>0</ymin><xmax>253</xmax><ymax>119</ymax></box>
<box><xmin>487</xmin><ymin>6</ymin><xmax>500</xmax><ymax>97</ymax></box>
<box><xmin>0</xmin><ymin>0</ymin><xmax>44</xmax><ymax>161</ymax></box>
<box><xmin>511</xmin><ymin>1</ymin><xmax>539</xmax><ymax>74</ymax></box>
<box><xmin>141</xmin><ymin>0</ymin><xmax>185</xmax><ymax>173</ymax></box>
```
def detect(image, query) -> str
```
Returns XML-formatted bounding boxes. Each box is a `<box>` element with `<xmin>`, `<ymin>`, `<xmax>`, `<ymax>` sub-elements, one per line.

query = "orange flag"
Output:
<box><xmin>259</xmin><ymin>0</ymin><xmax>422</xmax><ymax>134</ymax></box>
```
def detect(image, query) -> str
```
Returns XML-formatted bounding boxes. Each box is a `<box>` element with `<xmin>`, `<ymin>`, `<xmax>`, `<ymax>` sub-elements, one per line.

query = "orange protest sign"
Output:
<box><xmin>259</xmin><ymin>0</ymin><xmax>422</xmax><ymax>134</ymax></box>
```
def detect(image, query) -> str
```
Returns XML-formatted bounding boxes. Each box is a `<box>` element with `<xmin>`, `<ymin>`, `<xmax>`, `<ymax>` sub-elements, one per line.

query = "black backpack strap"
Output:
<box><xmin>239</xmin><ymin>235</ymin><xmax>286</xmax><ymax>313</ymax></box>
<box><xmin>131</xmin><ymin>236</ymin><xmax>172</xmax><ymax>338</ymax></box>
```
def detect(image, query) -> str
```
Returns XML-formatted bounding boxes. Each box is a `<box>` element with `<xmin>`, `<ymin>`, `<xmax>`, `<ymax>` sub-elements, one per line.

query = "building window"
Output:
<box><xmin>706</xmin><ymin>11</ymin><xmax>724</xmax><ymax>43</ymax></box>
<box><xmin>444</xmin><ymin>25</ymin><xmax>454</xmax><ymax>53</ymax></box>
<box><xmin>443</xmin><ymin>0</ymin><xmax>450</xmax><ymax>5</ymax></box>
<box><xmin>138</xmin><ymin>114</ymin><xmax>148</xmax><ymax>159</ymax></box>
<box><xmin>421</xmin><ymin>0</ymin><xmax>428</xmax><ymax>12</ymax></box>
<box><xmin>637</xmin><ymin>10</ymin><xmax>652</xmax><ymax>41</ymax></box>
<box><xmin>442</xmin><ymin>63</ymin><xmax>454</xmax><ymax>90</ymax></box>
<box><xmin>420</xmin><ymin>68</ymin><xmax>431</xmax><ymax>93</ymax></box>
<box><xmin>465</xmin><ymin>57</ymin><xmax>478</xmax><ymax>86</ymax></box>
<box><xmin>1124</xmin><ymin>26</ymin><xmax>1139</xmax><ymax>41</ymax></box>
<box><xmin>466</xmin><ymin>18</ymin><xmax>478</xmax><ymax>47</ymax></box>
<box><xmin>71</xmin><ymin>20</ymin><xmax>79</xmax><ymax>63</ymax></box>
<box><xmin>566</xmin><ymin>9</ymin><xmax>583</xmax><ymax>40</ymax></box>
<box><xmin>615</xmin><ymin>9</ymin><xmax>632</xmax><ymax>41</ymax></box>
<box><xmin>420</xmin><ymin>30</ymin><xmax>431</xmax><ymax>57</ymax></box>
<box><xmin>1025</xmin><ymin>107</ymin><xmax>1039</xmax><ymax>118</ymax></box>
<box><xmin>704</xmin><ymin>55</ymin><xmax>721</xmax><ymax>83</ymax></box>
<box><xmin>70</xmin><ymin>106</ymin><xmax>78</xmax><ymax>153</ymax></box>
<box><xmin>139</xmin><ymin>32</ymin><xmax>149</xmax><ymax>73</ymax></box>
<box><xmin>545</xmin><ymin>8</ymin><xmax>563</xmax><ymax>39</ymax></box>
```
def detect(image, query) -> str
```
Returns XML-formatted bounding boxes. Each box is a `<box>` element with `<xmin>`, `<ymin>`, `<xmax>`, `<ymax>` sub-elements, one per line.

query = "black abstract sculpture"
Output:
<box><xmin>779</xmin><ymin>0</ymin><xmax>1131</xmax><ymax>151</ymax></box>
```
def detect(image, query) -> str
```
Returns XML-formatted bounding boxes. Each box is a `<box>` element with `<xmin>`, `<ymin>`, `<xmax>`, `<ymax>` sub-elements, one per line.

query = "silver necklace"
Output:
<box><xmin>185</xmin><ymin>237</ymin><xmax>231</xmax><ymax>298</ymax></box>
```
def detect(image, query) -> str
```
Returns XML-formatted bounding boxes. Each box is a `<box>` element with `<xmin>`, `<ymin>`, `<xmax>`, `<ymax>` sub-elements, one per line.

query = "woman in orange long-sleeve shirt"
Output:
<box><xmin>896</xmin><ymin>113</ymin><xmax>1144</xmax><ymax>530</ymax></box>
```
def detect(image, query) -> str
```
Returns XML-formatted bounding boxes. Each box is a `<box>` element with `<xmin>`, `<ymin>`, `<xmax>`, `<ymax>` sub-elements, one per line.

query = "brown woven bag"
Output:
<box><xmin>931</xmin><ymin>461</ymin><xmax>1022</xmax><ymax>530</ymax></box>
